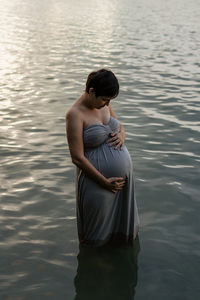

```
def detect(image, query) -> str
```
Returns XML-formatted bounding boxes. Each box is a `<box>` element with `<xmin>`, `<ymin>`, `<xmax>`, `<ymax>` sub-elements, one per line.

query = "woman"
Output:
<box><xmin>66</xmin><ymin>68</ymin><xmax>139</xmax><ymax>247</ymax></box>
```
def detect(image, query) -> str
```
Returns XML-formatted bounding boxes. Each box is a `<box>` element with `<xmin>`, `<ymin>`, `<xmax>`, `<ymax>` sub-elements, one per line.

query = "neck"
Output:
<box><xmin>81</xmin><ymin>92</ymin><xmax>95</xmax><ymax>110</ymax></box>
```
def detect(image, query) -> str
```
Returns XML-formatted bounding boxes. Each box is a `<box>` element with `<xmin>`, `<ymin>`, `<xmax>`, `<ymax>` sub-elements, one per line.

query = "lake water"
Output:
<box><xmin>0</xmin><ymin>0</ymin><xmax>200</xmax><ymax>299</ymax></box>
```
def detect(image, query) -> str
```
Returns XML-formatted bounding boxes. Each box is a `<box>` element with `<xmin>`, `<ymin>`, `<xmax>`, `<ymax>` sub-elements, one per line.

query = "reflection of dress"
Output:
<box><xmin>74</xmin><ymin>235</ymin><xmax>140</xmax><ymax>300</ymax></box>
<box><xmin>76</xmin><ymin>116</ymin><xmax>139</xmax><ymax>247</ymax></box>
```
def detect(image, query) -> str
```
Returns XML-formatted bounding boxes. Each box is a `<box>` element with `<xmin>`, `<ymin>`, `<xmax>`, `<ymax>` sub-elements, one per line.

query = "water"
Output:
<box><xmin>0</xmin><ymin>0</ymin><xmax>200</xmax><ymax>299</ymax></box>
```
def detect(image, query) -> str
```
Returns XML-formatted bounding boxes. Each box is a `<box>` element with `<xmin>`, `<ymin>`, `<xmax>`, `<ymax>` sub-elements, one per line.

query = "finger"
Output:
<box><xmin>116</xmin><ymin>183</ymin><xmax>126</xmax><ymax>188</ymax></box>
<box><xmin>114</xmin><ymin>142</ymin><xmax>123</xmax><ymax>150</ymax></box>
<box><xmin>118</xmin><ymin>180</ymin><xmax>126</xmax><ymax>185</ymax></box>
<box><xmin>109</xmin><ymin>139</ymin><xmax>121</xmax><ymax>147</ymax></box>
<box><xmin>106</xmin><ymin>139</ymin><xmax>115</xmax><ymax>144</ymax></box>
<box><xmin>106</xmin><ymin>137</ymin><xmax>118</xmax><ymax>143</ymax></box>
<box><xmin>115</xmin><ymin>186</ymin><xmax>124</xmax><ymax>191</ymax></box>
<box><xmin>112</xmin><ymin>177</ymin><xmax>125</xmax><ymax>181</ymax></box>
<box><xmin>113</xmin><ymin>177</ymin><xmax>125</xmax><ymax>182</ymax></box>
<box><xmin>117</xmin><ymin>179</ymin><xmax>126</xmax><ymax>183</ymax></box>
<box><xmin>115</xmin><ymin>186</ymin><xmax>123</xmax><ymax>190</ymax></box>
<box><xmin>116</xmin><ymin>179</ymin><xmax>125</xmax><ymax>183</ymax></box>
<box><xmin>115</xmin><ymin>182</ymin><xmax>126</xmax><ymax>188</ymax></box>
<box><xmin>117</xmin><ymin>180</ymin><xmax>126</xmax><ymax>186</ymax></box>
<box><xmin>117</xmin><ymin>141</ymin><xmax>124</xmax><ymax>150</ymax></box>
<box><xmin>114</xmin><ymin>183</ymin><xmax>125</xmax><ymax>189</ymax></box>
<box><xmin>109</xmin><ymin>133</ymin><xmax>117</xmax><ymax>137</ymax></box>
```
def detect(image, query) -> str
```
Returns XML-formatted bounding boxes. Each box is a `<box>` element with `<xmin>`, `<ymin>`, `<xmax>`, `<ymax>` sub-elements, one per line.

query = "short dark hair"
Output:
<box><xmin>85</xmin><ymin>68</ymin><xmax>119</xmax><ymax>98</ymax></box>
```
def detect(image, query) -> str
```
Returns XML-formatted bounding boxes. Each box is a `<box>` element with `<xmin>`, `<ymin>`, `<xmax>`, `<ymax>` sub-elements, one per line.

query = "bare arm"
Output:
<box><xmin>109</xmin><ymin>104</ymin><xmax>126</xmax><ymax>135</ymax></box>
<box><xmin>66</xmin><ymin>109</ymin><xmax>125</xmax><ymax>193</ymax></box>
<box><xmin>107</xmin><ymin>104</ymin><xmax>126</xmax><ymax>149</ymax></box>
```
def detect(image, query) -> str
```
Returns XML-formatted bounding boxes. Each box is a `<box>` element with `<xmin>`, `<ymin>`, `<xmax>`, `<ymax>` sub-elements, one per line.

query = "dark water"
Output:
<box><xmin>0</xmin><ymin>0</ymin><xmax>200</xmax><ymax>299</ymax></box>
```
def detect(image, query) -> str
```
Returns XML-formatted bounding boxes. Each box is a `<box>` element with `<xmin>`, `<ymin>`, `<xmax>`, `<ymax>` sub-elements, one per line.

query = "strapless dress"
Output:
<box><xmin>75</xmin><ymin>116</ymin><xmax>139</xmax><ymax>246</ymax></box>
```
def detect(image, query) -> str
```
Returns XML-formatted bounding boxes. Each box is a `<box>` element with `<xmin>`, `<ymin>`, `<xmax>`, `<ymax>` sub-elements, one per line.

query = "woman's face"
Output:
<box><xmin>88</xmin><ymin>88</ymin><xmax>115</xmax><ymax>109</ymax></box>
<box><xmin>94</xmin><ymin>96</ymin><xmax>111</xmax><ymax>109</ymax></box>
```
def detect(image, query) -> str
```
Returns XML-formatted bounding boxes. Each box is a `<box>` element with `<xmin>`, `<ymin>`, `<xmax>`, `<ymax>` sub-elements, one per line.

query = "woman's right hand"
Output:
<box><xmin>104</xmin><ymin>177</ymin><xmax>126</xmax><ymax>193</ymax></box>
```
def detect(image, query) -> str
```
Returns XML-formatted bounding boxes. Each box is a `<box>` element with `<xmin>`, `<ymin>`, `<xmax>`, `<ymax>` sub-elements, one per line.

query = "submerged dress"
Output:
<box><xmin>76</xmin><ymin>116</ymin><xmax>139</xmax><ymax>247</ymax></box>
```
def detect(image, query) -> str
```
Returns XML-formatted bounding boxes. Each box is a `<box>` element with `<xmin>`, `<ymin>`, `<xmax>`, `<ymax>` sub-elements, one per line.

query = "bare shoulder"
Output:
<box><xmin>65</xmin><ymin>104</ymin><xmax>84</xmax><ymax>140</ymax></box>
<box><xmin>65</xmin><ymin>103</ymin><xmax>85</xmax><ymax>157</ymax></box>
<box><xmin>66</xmin><ymin>105</ymin><xmax>83</xmax><ymax>122</ymax></box>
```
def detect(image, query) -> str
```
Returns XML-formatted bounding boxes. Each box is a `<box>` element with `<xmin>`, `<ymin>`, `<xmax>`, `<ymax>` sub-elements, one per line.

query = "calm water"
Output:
<box><xmin>0</xmin><ymin>0</ymin><xmax>200</xmax><ymax>299</ymax></box>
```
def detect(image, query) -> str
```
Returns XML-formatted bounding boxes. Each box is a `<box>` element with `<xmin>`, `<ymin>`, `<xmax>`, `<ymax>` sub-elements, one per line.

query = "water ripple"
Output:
<box><xmin>1</xmin><ymin>0</ymin><xmax>200</xmax><ymax>298</ymax></box>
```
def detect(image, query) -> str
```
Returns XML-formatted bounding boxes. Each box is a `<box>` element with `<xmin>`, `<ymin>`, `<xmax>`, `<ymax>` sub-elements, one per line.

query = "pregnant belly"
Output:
<box><xmin>85</xmin><ymin>143</ymin><xmax>132</xmax><ymax>178</ymax></box>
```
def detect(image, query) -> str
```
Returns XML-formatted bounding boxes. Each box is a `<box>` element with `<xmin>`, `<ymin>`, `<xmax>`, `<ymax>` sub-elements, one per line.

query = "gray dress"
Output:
<box><xmin>76</xmin><ymin>116</ymin><xmax>139</xmax><ymax>247</ymax></box>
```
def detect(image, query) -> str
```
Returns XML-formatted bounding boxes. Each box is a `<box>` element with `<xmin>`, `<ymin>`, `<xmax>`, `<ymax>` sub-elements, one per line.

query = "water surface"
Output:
<box><xmin>0</xmin><ymin>0</ymin><xmax>200</xmax><ymax>299</ymax></box>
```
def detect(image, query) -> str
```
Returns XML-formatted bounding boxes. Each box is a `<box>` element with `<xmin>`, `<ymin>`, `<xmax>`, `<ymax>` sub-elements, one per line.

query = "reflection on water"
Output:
<box><xmin>1</xmin><ymin>0</ymin><xmax>200</xmax><ymax>298</ymax></box>
<box><xmin>74</xmin><ymin>236</ymin><xmax>140</xmax><ymax>300</ymax></box>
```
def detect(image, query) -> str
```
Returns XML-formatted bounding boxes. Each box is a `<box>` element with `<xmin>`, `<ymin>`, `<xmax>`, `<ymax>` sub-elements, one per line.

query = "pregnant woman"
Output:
<box><xmin>66</xmin><ymin>68</ymin><xmax>139</xmax><ymax>247</ymax></box>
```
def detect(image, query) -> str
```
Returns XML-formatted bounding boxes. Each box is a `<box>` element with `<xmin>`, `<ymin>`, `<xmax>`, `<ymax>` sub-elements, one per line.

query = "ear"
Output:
<box><xmin>89</xmin><ymin>87</ymin><xmax>95</xmax><ymax>95</ymax></box>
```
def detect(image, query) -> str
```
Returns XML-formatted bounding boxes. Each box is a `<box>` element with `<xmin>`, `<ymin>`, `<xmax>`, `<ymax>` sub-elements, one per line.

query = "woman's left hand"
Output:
<box><xmin>106</xmin><ymin>131</ymin><xmax>125</xmax><ymax>150</ymax></box>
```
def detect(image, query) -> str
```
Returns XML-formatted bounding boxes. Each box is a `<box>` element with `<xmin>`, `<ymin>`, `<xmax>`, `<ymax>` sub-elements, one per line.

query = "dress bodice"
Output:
<box><xmin>83</xmin><ymin>116</ymin><xmax>120</xmax><ymax>150</ymax></box>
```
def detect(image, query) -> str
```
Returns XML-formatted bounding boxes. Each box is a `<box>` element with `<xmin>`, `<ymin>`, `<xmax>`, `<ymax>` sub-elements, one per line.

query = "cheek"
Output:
<box><xmin>99</xmin><ymin>100</ymin><xmax>105</xmax><ymax>105</ymax></box>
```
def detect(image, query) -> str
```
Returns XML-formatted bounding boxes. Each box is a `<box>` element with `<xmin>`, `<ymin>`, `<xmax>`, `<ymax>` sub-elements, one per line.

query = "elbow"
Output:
<box><xmin>72</xmin><ymin>158</ymin><xmax>79</xmax><ymax>166</ymax></box>
<box><xmin>71</xmin><ymin>155</ymin><xmax>85</xmax><ymax>167</ymax></box>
